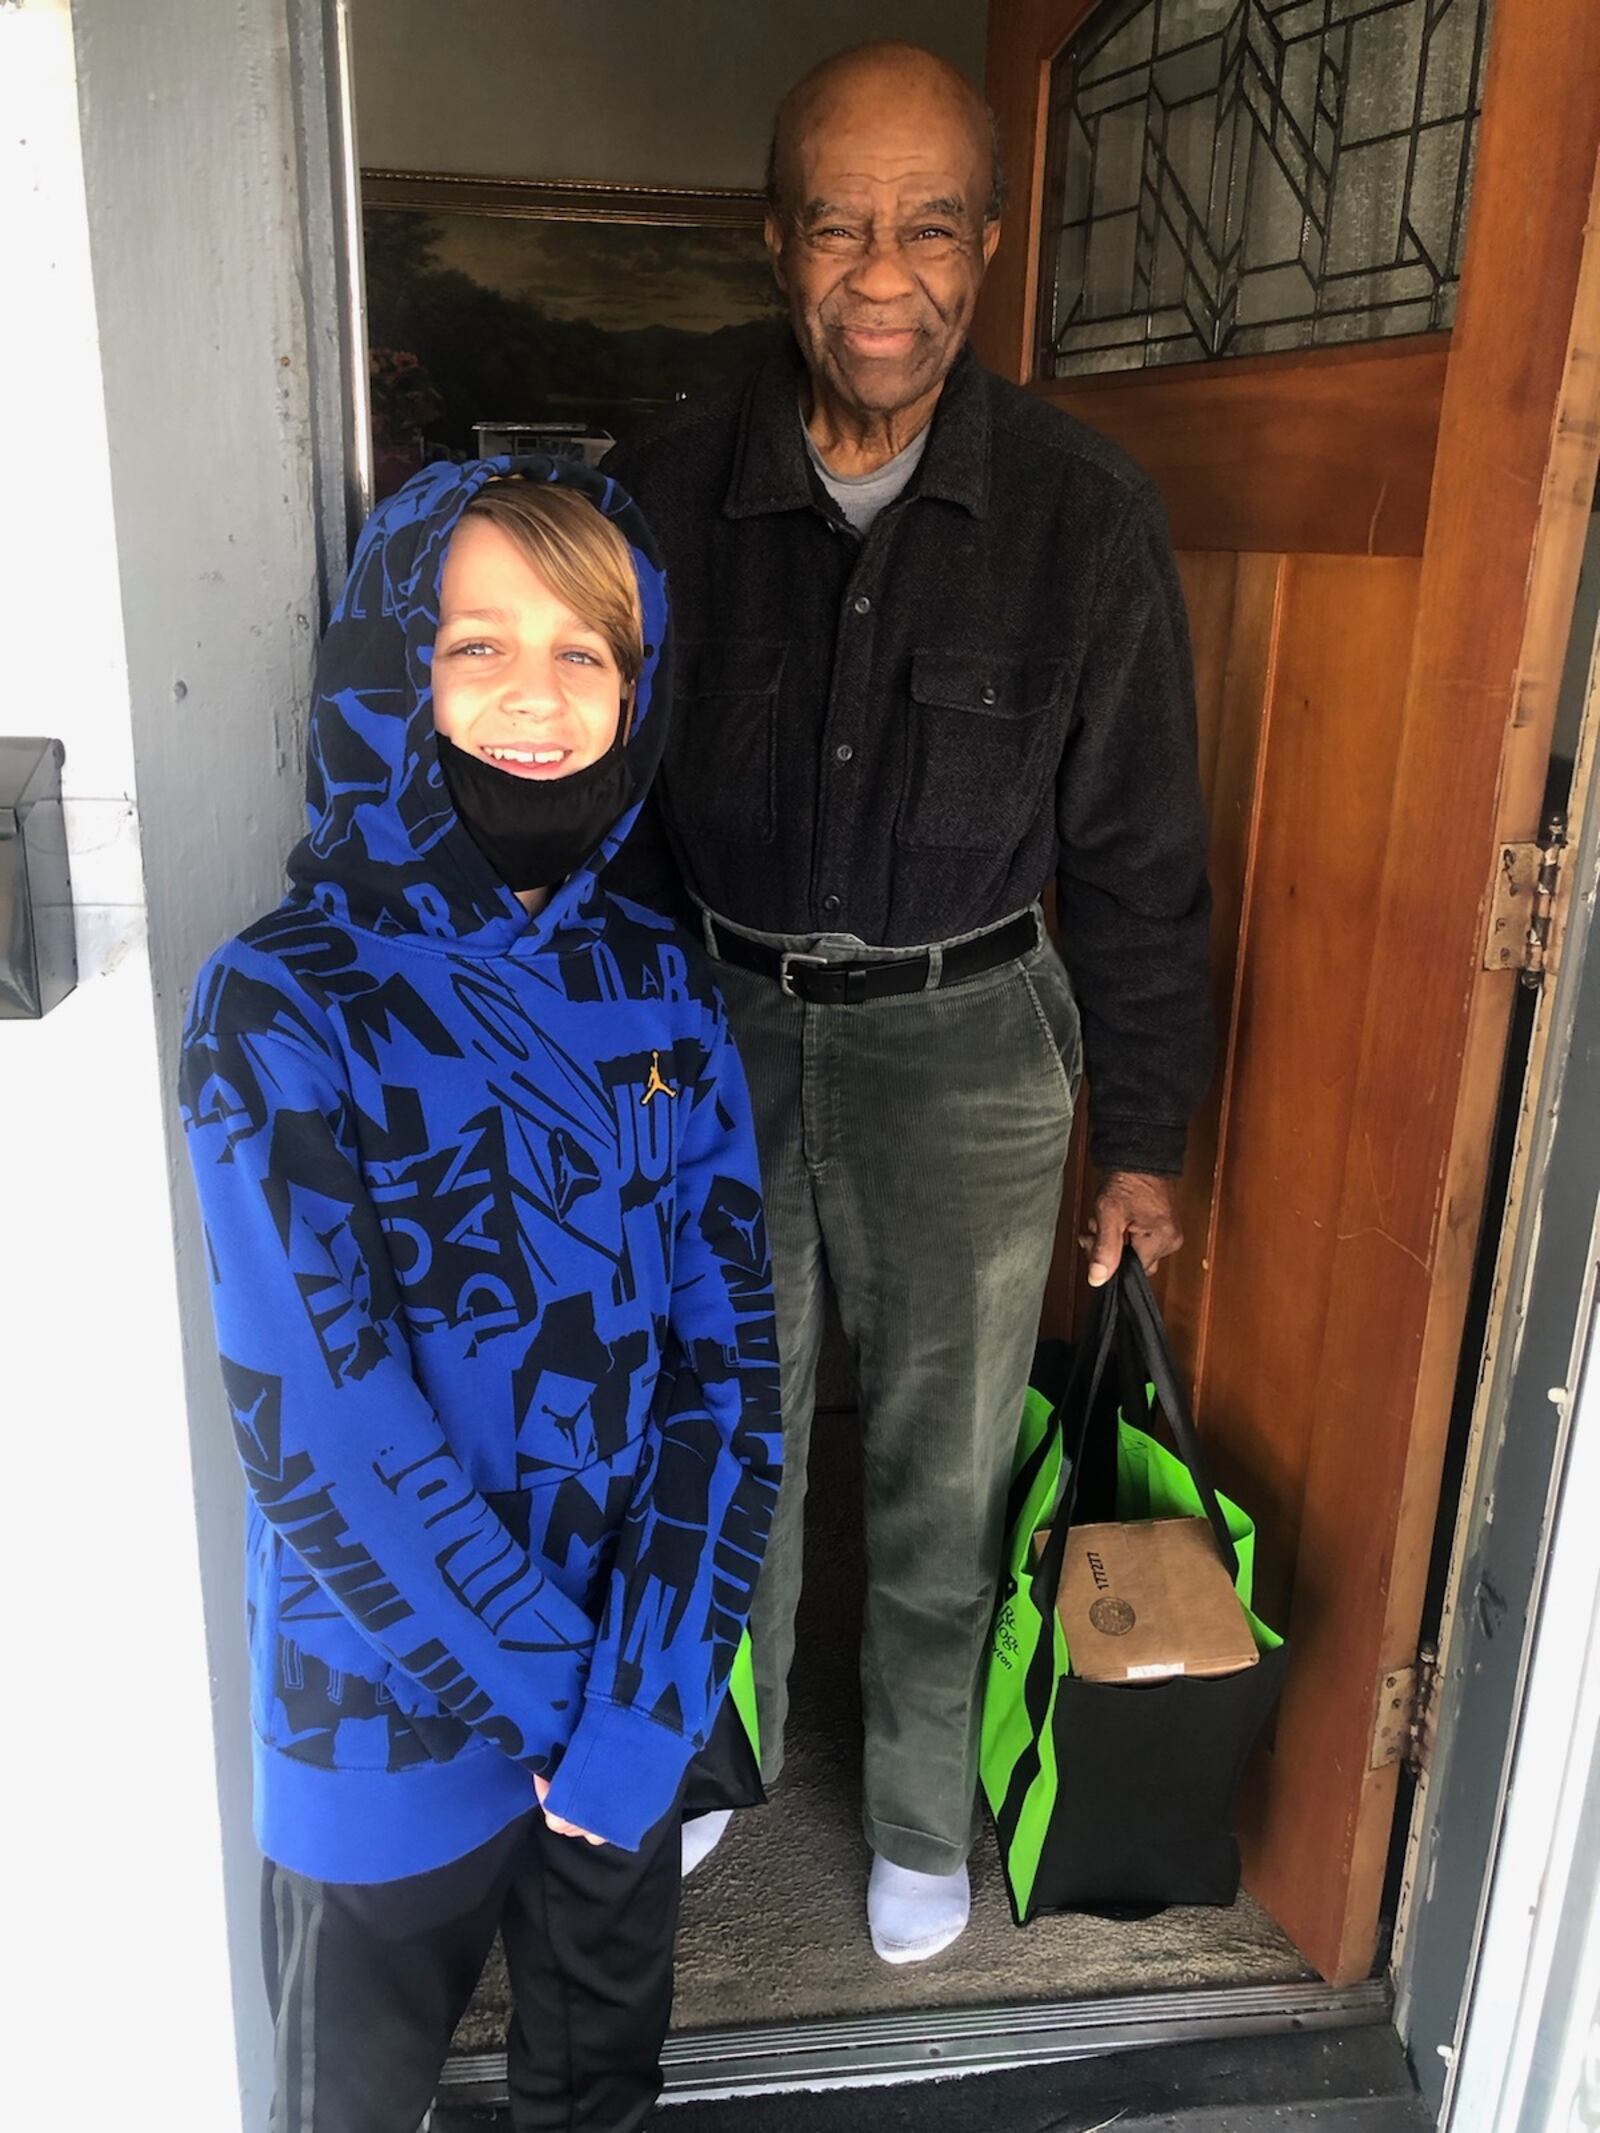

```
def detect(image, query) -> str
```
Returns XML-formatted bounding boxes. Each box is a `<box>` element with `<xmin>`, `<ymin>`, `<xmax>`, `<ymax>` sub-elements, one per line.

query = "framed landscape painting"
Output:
<box><xmin>361</xmin><ymin>170</ymin><xmax>781</xmax><ymax>496</ymax></box>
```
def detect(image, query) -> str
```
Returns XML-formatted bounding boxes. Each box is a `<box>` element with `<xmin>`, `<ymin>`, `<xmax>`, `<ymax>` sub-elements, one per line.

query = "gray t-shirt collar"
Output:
<box><xmin>802</xmin><ymin>412</ymin><xmax>931</xmax><ymax>536</ymax></box>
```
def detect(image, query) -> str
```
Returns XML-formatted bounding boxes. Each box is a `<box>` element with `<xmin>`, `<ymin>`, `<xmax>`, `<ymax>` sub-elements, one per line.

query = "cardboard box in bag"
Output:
<box><xmin>1034</xmin><ymin>1518</ymin><xmax>1259</xmax><ymax>1684</ymax></box>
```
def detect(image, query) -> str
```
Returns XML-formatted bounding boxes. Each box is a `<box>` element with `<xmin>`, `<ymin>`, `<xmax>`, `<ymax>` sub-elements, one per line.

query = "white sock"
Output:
<box><xmin>867</xmin><ymin>1853</ymin><xmax>971</xmax><ymax>1964</ymax></box>
<box><xmin>681</xmin><ymin>1807</ymin><xmax>732</xmax><ymax>1878</ymax></box>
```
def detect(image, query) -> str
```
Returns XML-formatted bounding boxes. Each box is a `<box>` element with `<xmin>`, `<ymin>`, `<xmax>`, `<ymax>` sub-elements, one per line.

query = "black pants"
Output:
<box><xmin>261</xmin><ymin>1808</ymin><xmax>681</xmax><ymax>2133</ymax></box>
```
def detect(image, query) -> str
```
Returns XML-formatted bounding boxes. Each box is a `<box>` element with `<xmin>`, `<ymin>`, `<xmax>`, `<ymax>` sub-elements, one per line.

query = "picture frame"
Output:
<box><xmin>361</xmin><ymin>170</ymin><xmax>781</xmax><ymax>494</ymax></box>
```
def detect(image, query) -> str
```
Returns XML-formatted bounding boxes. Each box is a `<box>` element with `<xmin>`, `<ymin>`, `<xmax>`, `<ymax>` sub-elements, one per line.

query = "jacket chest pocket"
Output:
<box><xmin>666</xmin><ymin>639</ymin><xmax>787</xmax><ymax>846</ymax></box>
<box><xmin>896</xmin><ymin>650</ymin><xmax>1069</xmax><ymax>854</ymax></box>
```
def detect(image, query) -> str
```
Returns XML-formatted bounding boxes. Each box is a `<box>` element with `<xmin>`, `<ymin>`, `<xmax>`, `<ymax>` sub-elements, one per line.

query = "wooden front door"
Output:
<box><xmin>974</xmin><ymin>0</ymin><xmax>1600</xmax><ymax>1985</ymax></box>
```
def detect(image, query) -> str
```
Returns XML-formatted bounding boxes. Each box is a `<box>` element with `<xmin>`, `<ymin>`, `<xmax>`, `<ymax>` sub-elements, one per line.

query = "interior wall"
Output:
<box><xmin>349</xmin><ymin>0</ymin><xmax>990</xmax><ymax>187</ymax></box>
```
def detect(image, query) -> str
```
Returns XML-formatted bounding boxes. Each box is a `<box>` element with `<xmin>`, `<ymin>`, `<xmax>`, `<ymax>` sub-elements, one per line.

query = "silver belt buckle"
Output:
<box><xmin>778</xmin><ymin>951</ymin><xmax>829</xmax><ymax>999</ymax></box>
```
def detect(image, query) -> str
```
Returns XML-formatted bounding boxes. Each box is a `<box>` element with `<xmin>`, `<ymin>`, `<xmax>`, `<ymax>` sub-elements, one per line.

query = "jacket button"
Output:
<box><xmin>822</xmin><ymin>893</ymin><xmax>842</xmax><ymax>914</ymax></box>
<box><xmin>980</xmin><ymin>684</ymin><xmax>998</xmax><ymax>706</ymax></box>
<box><xmin>835</xmin><ymin>743</ymin><xmax>855</xmax><ymax>763</ymax></box>
<box><xmin>852</xmin><ymin>594</ymin><xmax>872</xmax><ymax>616</ymax></box>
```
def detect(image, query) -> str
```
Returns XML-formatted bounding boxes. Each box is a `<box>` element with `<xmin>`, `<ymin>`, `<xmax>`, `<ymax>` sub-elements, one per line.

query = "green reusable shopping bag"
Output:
<box><xmin>980</xmin><ymin>1256</ymin><xmax>1286</xmax><ymax>1922</ymax></box>
<box><xmin>682</xmin><ymin>1629</ymin><xmax>765</xmax><ymax>1816</ymax></box>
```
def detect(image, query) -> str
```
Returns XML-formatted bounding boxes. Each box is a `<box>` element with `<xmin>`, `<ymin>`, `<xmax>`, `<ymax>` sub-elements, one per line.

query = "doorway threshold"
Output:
<box><xmin>437</xmin><ymin>1976</ymin><xmax>1389</xmax><ymax>2105</ymax></box>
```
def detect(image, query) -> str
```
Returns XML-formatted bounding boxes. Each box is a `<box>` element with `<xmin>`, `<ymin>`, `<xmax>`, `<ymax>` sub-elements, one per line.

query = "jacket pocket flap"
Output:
<box><xmin>910</xmin><ymin>650</ymin><xmax>1068</xmax><ymax>717</ymax></box>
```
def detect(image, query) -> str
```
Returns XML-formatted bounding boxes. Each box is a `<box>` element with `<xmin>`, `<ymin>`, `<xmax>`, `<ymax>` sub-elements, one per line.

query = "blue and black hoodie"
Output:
<box><xmin>179</xmin><ymin>458</ymin><xmax>782</xmax><ymax>1883</ymax></box>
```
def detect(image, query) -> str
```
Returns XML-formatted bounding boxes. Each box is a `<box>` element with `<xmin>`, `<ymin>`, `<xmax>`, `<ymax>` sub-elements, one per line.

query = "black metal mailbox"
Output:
<box><xmin>0</xmin><ymin>739</ymin><xmax>76</xmax><ymax>1019</ymax></box>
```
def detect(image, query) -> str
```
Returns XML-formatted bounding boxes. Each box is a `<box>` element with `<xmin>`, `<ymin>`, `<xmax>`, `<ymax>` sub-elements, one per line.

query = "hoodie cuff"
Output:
<box><xmin>541</xmin><ymin>1699</ymin><xmax>695</xmax><ymax>1853</ymax></box>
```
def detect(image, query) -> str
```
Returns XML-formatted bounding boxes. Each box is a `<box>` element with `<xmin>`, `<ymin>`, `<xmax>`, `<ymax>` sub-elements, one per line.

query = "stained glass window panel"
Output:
<box><xmin>1037</xmin><ymin>0</ymin><xmax>1491</xmax><ymax>376</ymax></box>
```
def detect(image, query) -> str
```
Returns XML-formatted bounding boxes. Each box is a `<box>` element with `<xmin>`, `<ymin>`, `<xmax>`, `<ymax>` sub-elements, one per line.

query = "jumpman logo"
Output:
<box><xmin>641</xmin><ymin>1050</ymin><xmax>677</xmax><ymax>1106</ymax></box>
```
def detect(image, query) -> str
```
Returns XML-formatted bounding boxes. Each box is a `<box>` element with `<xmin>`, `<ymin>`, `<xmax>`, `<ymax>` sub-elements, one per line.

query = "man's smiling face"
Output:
<box><xmin>767</xmin><ymin>59</ymin><xmax>1000</xmax><ymax>425</ymax></box>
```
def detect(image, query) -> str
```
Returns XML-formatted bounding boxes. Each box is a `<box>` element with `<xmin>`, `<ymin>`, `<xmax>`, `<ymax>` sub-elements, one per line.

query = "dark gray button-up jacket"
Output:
<box><xmin>604</xmin><ymin>337</ymin><xmax>1212</xmax><ymax>1177</ymax></box>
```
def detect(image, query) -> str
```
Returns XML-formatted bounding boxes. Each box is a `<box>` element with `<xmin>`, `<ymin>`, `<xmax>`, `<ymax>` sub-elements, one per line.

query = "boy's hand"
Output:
<box><xmin>534</xmin><ymin>1773</ymin><xmax>607</xmax><ymax>1846</ymax></box>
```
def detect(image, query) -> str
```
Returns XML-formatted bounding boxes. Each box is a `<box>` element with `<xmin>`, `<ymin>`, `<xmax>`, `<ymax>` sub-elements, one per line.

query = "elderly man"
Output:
<box><xmin>605</xmin><ymin>42</ymin><xmax>1211</xmax><ymax>1962</ymax></box>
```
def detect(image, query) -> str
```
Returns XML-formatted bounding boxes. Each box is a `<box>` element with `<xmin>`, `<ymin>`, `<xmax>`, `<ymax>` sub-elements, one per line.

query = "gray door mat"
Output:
<box><xmin>450</xmin><ymin>1411</ymin><xmax>1311</xmax><ymax>2053</ymax></box>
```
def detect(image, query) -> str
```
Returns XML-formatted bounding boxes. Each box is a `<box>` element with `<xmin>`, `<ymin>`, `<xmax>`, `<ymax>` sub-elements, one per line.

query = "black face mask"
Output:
<box><xmin>435</xmin><ymin>726</ymin><xmax>636</xmax><ymax>896</ymax></box>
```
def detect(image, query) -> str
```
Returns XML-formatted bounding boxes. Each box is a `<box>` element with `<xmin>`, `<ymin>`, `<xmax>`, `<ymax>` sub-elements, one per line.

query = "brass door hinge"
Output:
<box><xmin>1370</xmin><ymin>1641</ymin><xmax>1441</xmax><ymax>1781</ymax></box>
<box><xmin>1484</xmin><ymin>814</ymin><xmax>1569</xmax><ymax>985</ymax></box>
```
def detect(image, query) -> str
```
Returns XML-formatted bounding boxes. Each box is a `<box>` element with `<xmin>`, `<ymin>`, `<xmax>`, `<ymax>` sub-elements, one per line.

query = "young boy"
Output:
<box><xmin>180</xmin><ymin>458</ymin><xmax>781</xmax><ymax>2133</ymax></box>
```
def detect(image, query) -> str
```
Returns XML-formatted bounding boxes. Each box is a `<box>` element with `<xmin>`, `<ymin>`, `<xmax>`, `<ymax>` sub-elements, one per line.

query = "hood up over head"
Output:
<box><xmin>286</xmin><ymin>455</ymin><xmax>670</xmax><ymax>955</ymax></box>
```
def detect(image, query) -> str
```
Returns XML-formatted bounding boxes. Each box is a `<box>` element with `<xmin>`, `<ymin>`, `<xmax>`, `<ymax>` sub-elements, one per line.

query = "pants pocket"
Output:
<box><xmin>1019</xmin><ymin>946</ymin><xmax>1082</xmax><ymax>1113</ymax></box>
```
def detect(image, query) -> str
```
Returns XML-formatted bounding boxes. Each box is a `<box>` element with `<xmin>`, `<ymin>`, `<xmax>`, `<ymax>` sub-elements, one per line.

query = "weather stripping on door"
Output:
<box><xmin>436</xmin><ymin>1978</ymin><xmax>1391</xmax><ymax>2104</ymax></box>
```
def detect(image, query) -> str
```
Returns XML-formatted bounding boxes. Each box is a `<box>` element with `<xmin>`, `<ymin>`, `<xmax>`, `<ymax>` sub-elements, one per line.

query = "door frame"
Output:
<box><xmin>289</xmin><ymin>0</ymin><xmax>370</xmax><ymax>584</ymax></box>
<box><xmin>293</xmin><ymin>0</ymin><xmax>1600</xmax><ymax>2111</ymax></box>
<box><xmin>974</xmin><ymin>0</ymin><xmax>1600</xmax><ymax>1987</ymax></box>
<box><xmin>1394</xmin><ymin>601</ymin><xmax>1600</xmax><ymax>2126</ymax></box>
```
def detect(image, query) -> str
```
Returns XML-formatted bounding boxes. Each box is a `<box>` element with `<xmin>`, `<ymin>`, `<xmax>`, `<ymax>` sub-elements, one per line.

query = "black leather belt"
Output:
<box><xmin>704</xmin><ymin>909</ymin><xmax>1041</xmax><ymax>1004</ymax></box>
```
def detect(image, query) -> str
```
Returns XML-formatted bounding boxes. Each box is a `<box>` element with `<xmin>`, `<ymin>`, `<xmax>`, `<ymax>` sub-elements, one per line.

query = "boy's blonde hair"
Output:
<box><xmin>462</xmin><ymin>478</ymin><xmax>645</xmax><ymax>684</ymax></box>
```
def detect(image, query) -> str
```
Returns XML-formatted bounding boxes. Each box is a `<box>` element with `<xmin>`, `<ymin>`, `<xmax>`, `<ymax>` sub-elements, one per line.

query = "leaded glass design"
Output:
<box><xmin>1037</xmin><ymin>0</ymin><xmax>1491</xmax><ymax>375</ymax></box>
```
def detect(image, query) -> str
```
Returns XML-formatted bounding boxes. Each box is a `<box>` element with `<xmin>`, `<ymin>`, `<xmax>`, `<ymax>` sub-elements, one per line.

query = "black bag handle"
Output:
<box><xmin>1003</xmin><ymin>1304</ymin><xmax>1116</xmax><ymax>1551</ymax></box>
<box><xmin>1118</xmin><ymin>1253</ymin><xmax>1240</xmax><ymax>1585</ymax></box>
<box><xmin>1028</xmin><ymin>1251</ymin><xmax>1239</xmax><ymax>1632</ymax></box>
<box><xmin>1025</xmin><ymin>1276</ymin><xmax>1122</xmax><ymax>1626</ymax></box>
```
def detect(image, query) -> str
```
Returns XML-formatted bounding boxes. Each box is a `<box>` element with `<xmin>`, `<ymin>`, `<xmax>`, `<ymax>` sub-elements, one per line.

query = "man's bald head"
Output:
<box><xmin>765</xmin><ymin>41</ymin><xmax>1003</xmax><ymax>225</ymax></box>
